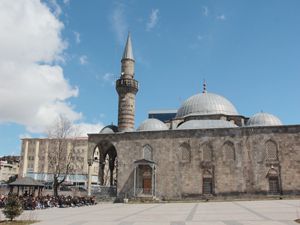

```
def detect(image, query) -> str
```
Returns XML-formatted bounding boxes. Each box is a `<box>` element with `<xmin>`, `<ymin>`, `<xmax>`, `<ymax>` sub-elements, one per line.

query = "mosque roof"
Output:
<box><xmin>176</xmin><ymin>92</ymin><xmax>238</xmax><ymax>118</ymax></box>
<box><xmin>246</xmin><ymin>112</ymin><xmax>282</xmax><ymax>127</ymax></box>
<box><xmin>137</xmin><ymin>118</ymin><xmax>169</xmax><ymax>131</ymax></box>
<box><xmin>176</xmin><ymin>119</ymin><xmax>238</xmax><ymax>130</ymax></box>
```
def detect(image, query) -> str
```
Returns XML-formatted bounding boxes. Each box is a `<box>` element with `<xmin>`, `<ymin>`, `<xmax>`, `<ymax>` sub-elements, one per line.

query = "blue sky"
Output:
<box><xmin>0</xmin><ymin>0</ymin><xmax>300</xmax><ymax>156</ymax></box>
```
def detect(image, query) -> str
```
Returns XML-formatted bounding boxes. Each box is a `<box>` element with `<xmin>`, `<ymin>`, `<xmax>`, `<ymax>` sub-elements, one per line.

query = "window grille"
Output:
<box><xmin>203</xmin><ymin>178</ymin><xmax>213</xmax><ymax>194</ymax></box>
<box><xmin>266</xmin><ymin>141</ymin><xmax>278</xmax><ymax>161</ymax></box>
<box><xmin>269</xmin><ymin>177</ymin><xmax>280</xmax><ymax>194</ymax></box>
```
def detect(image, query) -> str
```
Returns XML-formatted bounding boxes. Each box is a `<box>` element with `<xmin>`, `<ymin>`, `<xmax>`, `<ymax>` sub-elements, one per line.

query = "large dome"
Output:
<box><xmin>247</xmin><ymin>112</ymin><xmax>282</xmax><ymax>126</ymax></box>
<box><xmin>177</xmin><ymin>119</ymin><xmax>238</xmax><ymax>130</ymax></box>
<box><xmin>137</xmin><ymin>118</ymin><xmax>168</xmax><ymax>131</ymax></box>
<box><xmin>176</xmin><ymin>92</ymin><xmax>238</xmax><ymax>118</ymax></box>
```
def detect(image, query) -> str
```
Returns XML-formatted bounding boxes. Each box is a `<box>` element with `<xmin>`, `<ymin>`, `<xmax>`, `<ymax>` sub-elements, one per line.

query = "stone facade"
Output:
<box><xmin>88</xmin><ymin>125</ymin><xmax>300</xmax><ymax>200</ymax></box>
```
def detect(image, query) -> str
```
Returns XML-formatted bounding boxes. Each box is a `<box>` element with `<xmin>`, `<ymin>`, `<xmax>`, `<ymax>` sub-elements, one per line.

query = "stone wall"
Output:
<box><xmin>88</xmin><ymin>125</ymin><xmax>300</xmax><ymax>200</ymax></box>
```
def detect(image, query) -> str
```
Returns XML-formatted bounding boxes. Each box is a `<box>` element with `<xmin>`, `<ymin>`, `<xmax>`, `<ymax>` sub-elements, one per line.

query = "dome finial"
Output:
<box><xmin>202</xmin><ymin>79</ymin><xmax>207</xmax><ymax>93</ymax></box>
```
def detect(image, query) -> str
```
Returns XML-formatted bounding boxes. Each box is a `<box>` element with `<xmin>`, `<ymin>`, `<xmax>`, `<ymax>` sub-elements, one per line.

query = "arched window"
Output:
<box><xmin>265</xmin><ymin>140</ymin><xmax>278</xmax><ymax>161</ymax></box>
<box><xmin>179</xmin><ymin>143</ymin><xmax>191</xmax><ymax>162</ymax></box>
<box><xmin>223</xmin><ymin>141</ymin><xmax>235</xmax><ymax>161</ymax></box>
<box><xmin>143</xmin><ymin>145</ymin><xmax>153</xmax><ymax>160</ymax></box>
<box><xmin>202</xmin><ymin>143</ymin><xmax>213</xmax><ymax>162</ymax></box>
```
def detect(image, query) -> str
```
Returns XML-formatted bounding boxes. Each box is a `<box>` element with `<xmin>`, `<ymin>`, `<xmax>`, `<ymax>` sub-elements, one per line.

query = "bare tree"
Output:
<box><xmin>47</xmin><ymin>115</ymin><xmax>77</xmax><ymax>197</ymax></box>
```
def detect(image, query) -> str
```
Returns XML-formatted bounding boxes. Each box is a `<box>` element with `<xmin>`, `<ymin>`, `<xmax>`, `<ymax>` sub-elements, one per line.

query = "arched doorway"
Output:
<box><xmin>202</xmin><ymin>170</ymin><xmax>213</xmax><ymax>195</ymax></box>
<box><xmin>267</xmin><ymin>167</ymin><xmax>281</xmax><ymax>195</ymax></box>
<box><xmin>92</xmin><ymin>140</ymin><xmax>118</xmax><ymax>196</ymax></box>
<box><xmin>133</xmin><ymin>159</ymin><xmax>156</xmax><ymax>197</ymax></box>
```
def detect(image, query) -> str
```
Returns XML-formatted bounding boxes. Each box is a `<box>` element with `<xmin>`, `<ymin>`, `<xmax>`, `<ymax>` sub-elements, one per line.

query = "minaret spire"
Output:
<box><xmin>202</xmin><ymin>79</ymin><xmax>207</xmax><ymax>93</ymax></box>
<box><xmin>116</xmin><ymin>33</ymin><xmax>139</xmax><ymax>132</ymax></box>
<box><xmin>122</xmin><ymin>32</ymin><xmax>134</xmax><ymax>61</ymax></box>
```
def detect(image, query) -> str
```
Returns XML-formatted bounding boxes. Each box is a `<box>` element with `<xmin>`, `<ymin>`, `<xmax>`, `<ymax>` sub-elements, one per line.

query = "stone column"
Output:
<box><xmin>109</xmin><ymin>157</ymin><xmax>115</xmax><ymax>186</ymax></box>
<box><xmin>87</xmin><ymin>160</ymin><xmax>92</xmax><ymax>196</ymax></box>
<box><xmin>22</xmin><ymin>140</ymin><xmax>29</xmax><ymax>177</ymax></box>
<box><xmin>34</xmin><ymin>140</ymin><xmax>40</xmax><ymax>179</ymax></box>
<box><xmin>133</xmin><ymin>165</ymin><xmax>137</xmax><ymax>197</ymax></box>
<box><xmin>44</xmin><ymin>141</ymin><xmax>49</xmax><ymax>181</ymax></box>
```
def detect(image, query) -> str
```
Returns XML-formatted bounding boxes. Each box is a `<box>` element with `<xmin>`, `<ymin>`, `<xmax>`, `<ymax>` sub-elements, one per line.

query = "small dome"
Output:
<box><xmin>247</xmin><ymin>112</ymin><xmax>282</xmax><ymax>126</ymax></box>
<box><xmin>137</xmin><ymin>118</ymin><xmax>168</xmax><ymax>131</ymax></box>
<box><xmin>177</xmin><ymin>119</ymin><xmax>238</xmax><ymax>130</ymax></box>
<box><xmin>176</xmin><ymin>92</ymin><xmax>238</xmax><ymax>118</ymax></box>
<box><xmin>100</xmin><ymin>125</ymin><xmax>118</xmax><ymax>134</ymax></box>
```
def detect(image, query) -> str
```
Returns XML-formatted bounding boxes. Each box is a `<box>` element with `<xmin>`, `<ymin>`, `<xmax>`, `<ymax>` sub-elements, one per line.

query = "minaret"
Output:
<box><xmin>116</xmin><ymin>33</ymin><xmax>139</xmax><ymax>132</ymax></box>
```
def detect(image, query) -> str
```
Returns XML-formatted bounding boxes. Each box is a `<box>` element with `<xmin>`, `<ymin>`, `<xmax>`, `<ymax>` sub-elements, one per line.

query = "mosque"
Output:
<box><xmin>86</xmin><ymin>34</ymin><xmax>300</xmax><ymax>200</ymax></box>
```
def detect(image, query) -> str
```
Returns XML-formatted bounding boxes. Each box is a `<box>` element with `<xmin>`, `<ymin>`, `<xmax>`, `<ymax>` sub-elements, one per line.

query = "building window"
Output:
<box><xmin>179</xmin><ymin>143</ymin><xmax>191</xmax><ymax>162</ymax></box>
<box><xmin>203</xmin><ymin>178</ymin><xmax>213</xmax><ymax>194</ymax></box>
<box><xmin>223</xmin><ymin>141</ymin><xmax>235</xmax><ymax>161</ymax></box>
<box><xmin>143</xmin><ymin>145</ymin><xmax>153</xmax><ymax>160</ymax></box>
<box><xmin>266</xmin><ymin>140</ymin><xmax>278</xmax><ymax>161</ymax></box>
<box><xmin>269</xmin><ymin>177</ymin><xmax>280</xmax><ymax>194</ymax></box>
<box><xmin>202</xmin><ymin>144</ymin><xmax>213</xmax><ymax>161</ymax></box>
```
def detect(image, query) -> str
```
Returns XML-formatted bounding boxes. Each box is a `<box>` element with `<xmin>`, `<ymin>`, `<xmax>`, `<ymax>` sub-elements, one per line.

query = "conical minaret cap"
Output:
<box><xmin>122</xmin><ymin>33</ymin><xmax>134</xmax><ymax>61</ymax></box>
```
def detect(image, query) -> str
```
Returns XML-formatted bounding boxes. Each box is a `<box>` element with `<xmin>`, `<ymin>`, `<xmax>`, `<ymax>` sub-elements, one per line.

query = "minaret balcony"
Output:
<box><xmin>116</xmin><ymin>78</ymin><xmax>139</xmax><ymax>94</ymax></box>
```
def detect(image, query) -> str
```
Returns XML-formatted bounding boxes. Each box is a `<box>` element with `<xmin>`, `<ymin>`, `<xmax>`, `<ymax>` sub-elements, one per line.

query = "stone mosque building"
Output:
<box><xmin>86</xmin><ymin>34</ymin><xmax>300</xmax><ymax>200</ymax></box>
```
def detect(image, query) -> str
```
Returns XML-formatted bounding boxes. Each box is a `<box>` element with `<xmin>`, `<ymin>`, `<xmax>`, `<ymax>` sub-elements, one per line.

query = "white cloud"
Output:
<box><xmin>63</xmin><ymin>0</ymin><xmax>70</xmax><ymax>5</ymax></box>
<box><xmin>111</xmin><ymin>2</ymin><xmax>128</xmax><ymax>44</ymax></box>
<box><xmin>0</xmin><ymin>0</ymin><xmax>81</xmax><ymax>133</ymax></box>
<box><xmin>19</xmin><ymin>133</ymin><xmax>32</xmax><ymax>139</ymax></box>
<box><xmin>48</xmin><ymin>0</ymin><xmax>62</xmax><ymax>17</ymax></box>
<box><xmin>79</xmin><ymin>55</ymin><xmax>88</xmax><ymax>65</ymax></box>
<box><xmin>202</xmin><ymin>6</ymin><xmax>209</xmax><ymax>16</ymax></box>
<box><xmin>73</xmin><ymin>122</ymin><xmax>104</xmax><ymax>137</ymax></box>
<box><xmin>74</xmin><ymin>31</ymin><xmax>80</xmax><ymax>44</ymax></box>
<box><xmin>101</xmin><ymin>73</ymin><xmax>116</xmax><ymax>86</ymax></box>
<box><xmin>146</xmin><ymin>9</ymin><xmax>159</xmax><ymax>31</ymax></box>
<box><xmin>216</xmin><ymin>14</ymin><xmax>226</xmax><ymax>21</ymax></box>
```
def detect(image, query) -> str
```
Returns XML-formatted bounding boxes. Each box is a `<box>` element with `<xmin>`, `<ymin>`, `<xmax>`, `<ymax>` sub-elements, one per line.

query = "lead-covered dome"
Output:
<box><xmin>100</xmin><ymin>125</ymin><xmax>118</xmax><ymax>134</ymax></box>
<box><xmin>176</xmin><ymin>92</ymin><xmax>238</xmax><ymax>118</ymax></box>
<box><xmin>177</xmin><ymin>119</ymin><xmax>238</xmax><ymax>130</ymax></box>
<box><xmin>137</xmin><ymin>118</ymin><xmax>168</xmax><ymax>131</ymax></box>
<box><xmin>246</xmin><ymin>112</ymin><xmax>282</xmax><ymax>126</ymax></box>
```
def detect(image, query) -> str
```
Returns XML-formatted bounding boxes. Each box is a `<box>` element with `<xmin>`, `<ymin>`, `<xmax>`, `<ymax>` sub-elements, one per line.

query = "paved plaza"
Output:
<box><xmin>12</xmin><ymin>200</ymin><xmax>300</xmax><ymax>225</ymax></box>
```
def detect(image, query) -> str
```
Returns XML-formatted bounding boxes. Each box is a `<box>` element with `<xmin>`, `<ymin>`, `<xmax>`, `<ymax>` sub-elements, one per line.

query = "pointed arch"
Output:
<box><xmin>93</xmin><ymin>140</ymin><xmax>118</xmax><ymax>187</ymax></box>
<box><xmin>202</xmin><ymin>143</ymin><xmax>213</xmax><ymax>162</ymax></box>
<box><xmin>143</xmin><ymin>144</ymin><xmax>153</xmax><ymax>160</ymax></box>
<box><xmin>179</xmin><ymin>142</ymin><xmax>191</xmax><ymax>162</ymax></box>
<box><xmin>266</xmin><ymin>167</ymin><xmax>279</xmax><ymax>177</ymax></box>
<box><xmin>222</xmin><ymin>141</ymin><xmax>235</xmax><ymax>161</ymax></box>
<box><xmin>265</xmin><ymin>140</ymin><xmax>278</xmax><ymax>161</ymax></box>
<box><xmin>266</xmin><ymin>167</ymin><xmax>280</xmax><ymax>194</ymax></box>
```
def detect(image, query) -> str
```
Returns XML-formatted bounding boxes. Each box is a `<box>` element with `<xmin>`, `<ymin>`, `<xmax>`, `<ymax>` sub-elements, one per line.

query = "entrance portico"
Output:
<box><xmin>133</xmin><ymin>159</ymin><xmax>156</xmax><ymax>197</ymax></box>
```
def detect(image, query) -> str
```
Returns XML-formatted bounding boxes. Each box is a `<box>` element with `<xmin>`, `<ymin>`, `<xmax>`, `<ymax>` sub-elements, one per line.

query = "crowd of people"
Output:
<box><xmin>0</xmin><ymin>194</ymin><xmax>97</xmax><ymax>210</ymax></box>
